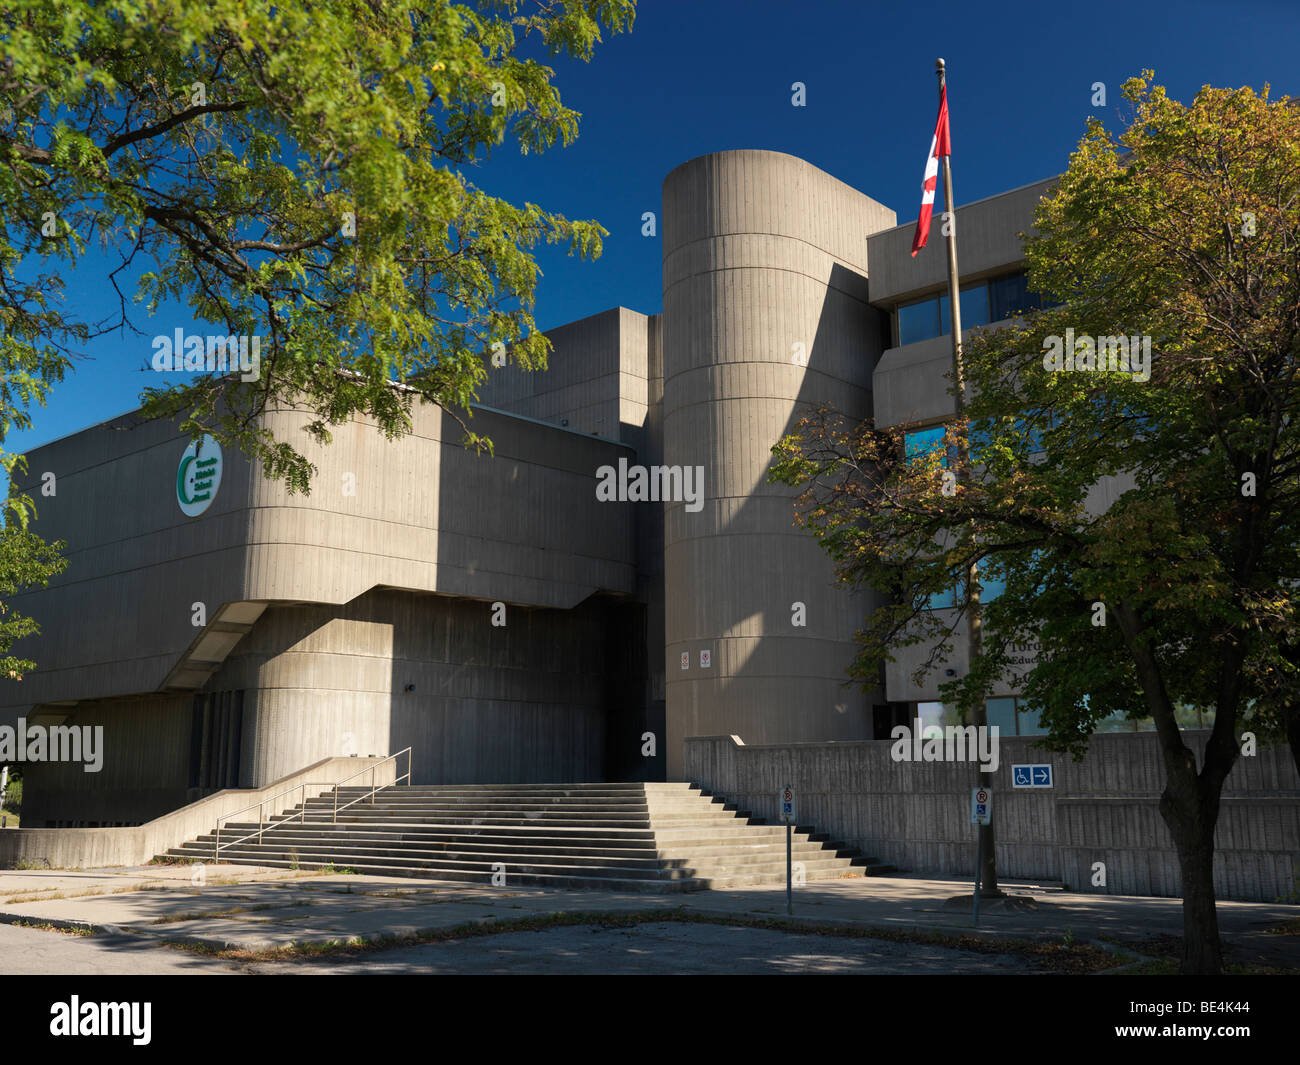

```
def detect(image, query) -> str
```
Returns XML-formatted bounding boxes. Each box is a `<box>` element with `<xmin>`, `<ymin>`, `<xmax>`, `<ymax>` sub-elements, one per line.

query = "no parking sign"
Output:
<box><xmin>779</xmin><ymin>785</ymin><xmax>796</xmax><ymax>824</ymax></box>
<box><xmin>970</xmin><ymin>786</ymin><xmax>992</xmax><ymax>825</ymax></box>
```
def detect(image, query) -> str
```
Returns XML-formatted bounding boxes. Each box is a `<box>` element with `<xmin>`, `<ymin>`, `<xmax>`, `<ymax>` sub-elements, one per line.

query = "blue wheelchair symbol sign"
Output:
<box><xmin>1013</xmin><ymin>764</ymin><xmax>1053</xmax><ymax>789</ymax></box>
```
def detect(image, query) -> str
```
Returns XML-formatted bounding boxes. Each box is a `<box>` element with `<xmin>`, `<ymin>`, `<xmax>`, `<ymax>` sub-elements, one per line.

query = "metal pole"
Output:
<box><xmin>973</xmin><ymin>826</ymin><xmax>983</xmax><ymax>926</ymax></box>
<box><xmin>937</xmin><ymin>56</ymin><xmax>995</xmax><ymax>899</ymax></box>
<box><xmin>258</xmin><ymin>800</ymin><xmax>263</xmax><ymax>845</ymax></box>
<box><xmin>786</xmin><ymin>822</ymin><xmax>793</xmax><ymax>916</ymax></box>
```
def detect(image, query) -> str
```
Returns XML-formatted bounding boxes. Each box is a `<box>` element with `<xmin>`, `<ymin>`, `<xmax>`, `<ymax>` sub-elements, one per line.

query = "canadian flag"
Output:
<box><xmin>910</xmin><ymin>86</ymin><xmax>952</xmax><ymax>257</ymax></box>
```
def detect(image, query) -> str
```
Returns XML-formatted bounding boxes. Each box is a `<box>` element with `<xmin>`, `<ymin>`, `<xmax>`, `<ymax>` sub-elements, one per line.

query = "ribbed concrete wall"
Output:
<box><xmin>476</xmin><ymin>306</ymin><xmax>651</xmax><ymax>444</ymax></box>
<box><xmin>213</xmin><ymin>588</ymin><xmax>617</xmax><ymax>786</ymax></box>
<box><xmin>661</xmin><ymin>150</ymin><xmax>897</xmax><ymax>776</ymax></box>
<box><xmin>0</xmin><ymin>402</ymin><xmax>636</xmax><ymax>717</ymax></box>
<box><xmin>21</xmin><ymin>694</ymin><xmax>193</xmax><ymax>826</ymax></box>
<box><xmin>685</xmin><ymin>733</ymin><xmax>1300</xmax><ymax>903</ymax></box>
<box><xmin>476</xmin><ymin>306</ymin><xmax>666</xmax><ymax>781</ymax></box>
<box><xmin>866</xmin><ymin>176</ymin><xmax>1057</xmax><ymax>304</ymax></box>
<box><xmin>21</xmin><ymin>587</ymin><xmax>641</xmax><ymax>822</ymax></box>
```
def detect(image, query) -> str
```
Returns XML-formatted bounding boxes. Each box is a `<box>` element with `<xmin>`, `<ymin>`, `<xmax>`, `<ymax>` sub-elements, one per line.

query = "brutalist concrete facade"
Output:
<box><xmin>3</xmin><ymin>149</ymin><xmax>1130</xmax><ymax>824</ymax></box>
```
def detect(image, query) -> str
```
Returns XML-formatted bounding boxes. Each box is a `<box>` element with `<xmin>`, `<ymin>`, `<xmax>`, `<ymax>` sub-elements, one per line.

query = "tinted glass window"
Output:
<box><xmin>905</xmin><ymin>426</ymin><xmax>948</xmax><ymax>461</ymax></box>
<box><xmin>986</xmin><ymin>697</ymin><xmax>1017</xmax><ymax>736</ymax></box>
<box><xmin>979</xmin><ymin>572</ymin><xmax>1006</xmax><ymax>602</ymax></box>
<box><xmin>939</xmin><ymin>284</ymin><xmax>990</xmax><ymax>333</ymax></box>
<box><xmin>989</xmin><ymin>271</ymin><xmax>1053</xmax><ymax>321</ymax></box>
<box><xmin>1016</xmin><ymin>701</ymin><xmax>1049</xmax><ymax>736</ymax></box>
<box><xmin>898</xmin><ymin>297</ymin><xmax>941</xmax><ymax>345</ymax></box>
<box><xmin>927</xmin><ymin>583</ymin><xmax>958</xmax><ymax>610</ymax></box>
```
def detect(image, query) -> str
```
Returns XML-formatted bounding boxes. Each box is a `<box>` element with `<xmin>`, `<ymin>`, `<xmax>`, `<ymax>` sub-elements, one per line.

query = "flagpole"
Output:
<box><xmin>936</xmin><ymin>57</ymin><xmax>998</xmax><ymax>898</ymax></box>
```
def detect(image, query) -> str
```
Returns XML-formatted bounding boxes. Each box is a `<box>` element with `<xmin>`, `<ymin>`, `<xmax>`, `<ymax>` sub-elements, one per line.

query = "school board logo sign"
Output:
<box><xmin>176</xmin><ymin>435</ymin><xmax>222</xmax><ymax>517</ymax></box>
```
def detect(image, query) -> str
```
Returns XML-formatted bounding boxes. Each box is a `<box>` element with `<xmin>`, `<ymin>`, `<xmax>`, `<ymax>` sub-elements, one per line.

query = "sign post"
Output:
<box><xmin>779</xmin><ymin>785</ymin><xmax>796</xmax><ymax>915</ymax></box>
<box><xmin>970</xmin><ymin>786</ymin><xmax>992</xmax><ymax>925</ymax></box>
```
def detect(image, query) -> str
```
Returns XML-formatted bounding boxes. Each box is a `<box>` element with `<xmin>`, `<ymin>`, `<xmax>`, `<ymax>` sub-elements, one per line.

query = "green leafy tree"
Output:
<box><xmin>1</xmin><ymin>0</ymin><xmax>635</xmax><ymax>492</ymax></box>
<box><xmin>770</xmin><ymin>74</ymin><xmax>1300</xmax><ymax>975</ymax></box>
<box><xmin>0</xmin><ymin>338</ymin><xmax>70</xmax><ymax>678</ymax></box>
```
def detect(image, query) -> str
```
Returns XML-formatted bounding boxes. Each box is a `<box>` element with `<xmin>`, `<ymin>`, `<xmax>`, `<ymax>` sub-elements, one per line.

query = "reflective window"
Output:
<box><xmin>1016</xmin><ymin>701</ymin><xmax>1049</xmax><ymax>736</ymax></box>
<box><xmin>915</xmin><ymin>701</ymin><xmax>955</xmax><ymax>737</ymax></box>
<box><xmin>898</xmin><ymin>298</ymin><xmax>942</xmax><ymax>346</ymax></box>
<box><xmin>969</xmin><ymin>414</ymin><xmax>1048</xmax><ymax>461</ymax></box>
<box><xmin>985</xmin><ymin>697</ymin><xmax>1017</xmax><ymax>736</ymax></box>
<box><xmin>939</xmin><ymin>284</ymin><xmax>990</xmax><ymax>333</ymax></box>
<box><xmin>927</xmin><ymin>583</ymin><xmax>958</xmax><ymax>610</ymax></box>
<box><xmin>989</xmin><ymin>271</ymin><xmax>1044</xmax><ymax>321</ymax></box>
<box><xmin>979</xmin><ymin>572</ymin><xmax>1006</xmax><ymax>602</ymax></box>
<box><xmin>896</xmin><ymin>276</ymin><xmax>1010</xmax><ymax>346</ymax></box>
<box><xmin>896</xmin><ymin>271</ymin><xmax>1060</xmax><ymax>346</ymax></box>
<box><xmin>907</xmin><ymin>426</ymin><xmax>958</xmax><ymax>609</ymax></box>
<box><xmin>905</xmin><ymin>426</ymin><xmax>948</xmax><ymax>463</ymax></box>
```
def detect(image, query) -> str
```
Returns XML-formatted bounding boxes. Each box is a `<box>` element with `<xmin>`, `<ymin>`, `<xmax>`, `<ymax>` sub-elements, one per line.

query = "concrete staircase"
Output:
<box><xmin>163</xmin><ymin>782</ymin><xmax>896</xmax><ymax>892</ymax></box>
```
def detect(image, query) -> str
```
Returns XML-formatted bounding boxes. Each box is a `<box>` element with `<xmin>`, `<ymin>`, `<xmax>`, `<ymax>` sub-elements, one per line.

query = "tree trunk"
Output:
<box><xmin>1283</xmin><ymin>703</ymin><xmax>1300</xmax><ymax>782</ymax></box>
<box><xmin>1159</xmin><ymin>770</ymin><xmax>1226</xmax><ymax>974</ymax></box>
<box><xmin>1115</xmin><ymin>602</ymin><xmax>1238</xmax><ymax>976</ymax></box>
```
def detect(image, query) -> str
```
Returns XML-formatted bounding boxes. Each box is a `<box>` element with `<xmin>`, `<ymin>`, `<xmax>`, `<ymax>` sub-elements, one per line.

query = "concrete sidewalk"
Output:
<box><xmin>1</xmin><ymin>864</ymin><xmax>1296</xmax><ymax>969</ymax></box>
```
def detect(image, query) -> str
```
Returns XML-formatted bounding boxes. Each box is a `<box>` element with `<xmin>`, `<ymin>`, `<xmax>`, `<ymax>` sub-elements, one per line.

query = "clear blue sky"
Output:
<box><xmin>14</xmin><ymin>0</ymin><xmax>1300</xmax><ymax>452</ymax></box>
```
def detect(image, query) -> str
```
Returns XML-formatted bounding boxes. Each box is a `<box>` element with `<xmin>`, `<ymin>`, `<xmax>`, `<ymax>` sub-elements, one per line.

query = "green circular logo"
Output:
<box><xmin>176</xmin><ymin>435</ymin><xmax>222</xmax><ymax>517</ymax></box>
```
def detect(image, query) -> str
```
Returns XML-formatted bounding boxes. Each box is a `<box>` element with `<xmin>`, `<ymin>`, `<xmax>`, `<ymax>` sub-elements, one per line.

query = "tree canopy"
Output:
<box><xmin>770</xmin><ymin>74</ymin><xmax>1300</xmax><ymax>973</ymax></box>
<box><xmin>2</xmin><ymin>0</ymin><xmax>636</xmax><ymax>492</ymax></box>
<box><xmin>0</xmin><ymin>0</ymin><xmax>634</xmax><ymax>676</ymax></box>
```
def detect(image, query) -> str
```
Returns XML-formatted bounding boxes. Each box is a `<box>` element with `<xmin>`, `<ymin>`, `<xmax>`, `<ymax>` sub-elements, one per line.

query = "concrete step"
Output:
<box><xmin>170</xmin><ymin>779</ymin><xmax>873</xmax><ymax>891</ymax></box>
<box><xmin>177</xmin><ymin>839</ymin><xmax>859</xmax><ymax>874</ymax></box>
<box><xmin>262</xmin><ymin>814</ymin><xmax>666</xmax><ymax>829</ymax></box>
<box><xmin>172</xmin><ymin>842</ymin><xmax>679</xmax><ymax>872</ymax></box>
<box><xmin>332</xmin><ymin>785</ymin><xmax>655</xmax><ymax>790</ymax></box>
<box><xmin>198</xmin><ymin>855</ymin><xmax>710</xmax><ymax>892</ymax></box>
<box><xmin>178</xmin><ymin>844</ymin><xmax>699</xmax><ymax>881</ymax></box>
<box><xmin>200</xmin><ymin>827</ymin><xmax>661</xmax><ymax>851</ymax></box>
<box><xmin>211</xmin><ymin>821</ymin><xmax>660</xmax><ymax>841</ymax></box>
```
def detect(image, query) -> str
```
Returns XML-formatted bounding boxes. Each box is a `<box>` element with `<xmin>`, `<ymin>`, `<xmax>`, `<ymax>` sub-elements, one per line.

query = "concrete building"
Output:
<box><xmin>0</xmin><ymin>150</ymin><xmax>1239</xmax><ymax>825</ymax></box>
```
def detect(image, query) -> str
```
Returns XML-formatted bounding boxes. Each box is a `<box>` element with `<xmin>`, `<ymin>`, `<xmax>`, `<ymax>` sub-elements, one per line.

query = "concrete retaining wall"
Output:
<box><xmin>0</xmin><ymin>755</ymin><xmax>394</xmax><ymax>870</ymax></box>
<box><xmin>684</xmin><ymin>732</ymin><xmax>1300</xmax><ymax>903</ymax></box>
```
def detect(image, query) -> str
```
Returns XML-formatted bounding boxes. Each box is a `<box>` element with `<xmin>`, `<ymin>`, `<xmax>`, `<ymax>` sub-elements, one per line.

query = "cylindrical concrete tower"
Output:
<box><xmin>661</xmin><ymin>150</ymin><xmax>897</xmax><ymax>778</ymax></box>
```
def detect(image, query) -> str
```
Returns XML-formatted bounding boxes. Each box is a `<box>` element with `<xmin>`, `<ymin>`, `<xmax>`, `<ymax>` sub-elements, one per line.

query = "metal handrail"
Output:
<box><xmin>331</xmin><ymin>747</ymin><xmax>413</xmax><ymax>822</ymax></box>
<box><xmin>213</xmin><ymin>782</ymin><xmax>315</xmax><ymax>861</ymax></box>
<box><xmin>212</xmin><ymin>749</ymin><xmax>413</xmax><ymax>862</ymax></box>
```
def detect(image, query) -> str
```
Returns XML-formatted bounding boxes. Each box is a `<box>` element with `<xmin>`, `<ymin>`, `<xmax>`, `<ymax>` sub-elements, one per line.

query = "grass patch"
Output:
<box><xmin>2</xmin><ymin>887</ymin><xmax>106</xmax><ymax>905</ymax></box>
<box><xmin>151</xmin><ymin>906</ymin><xmax>251</xmax><ymax>925</ymax></box>
<box><xmin>10</xmin><ymin>920</ymin><xmax>94</xmax><ymax>937</ymax></box>
<box><xmin>2</xmin><ymin>889</ymin><xmax>67</xmax><ymax>905</ymax></box>
<box><xmin>157</xmin><ymin>907</ymin><xmax>1130</xmax><ymax>972</ymax></box>
<box><xmin>3</xmin><ymin>880</ymin><xmax>169</xmax><ymax>906</ymax></box>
